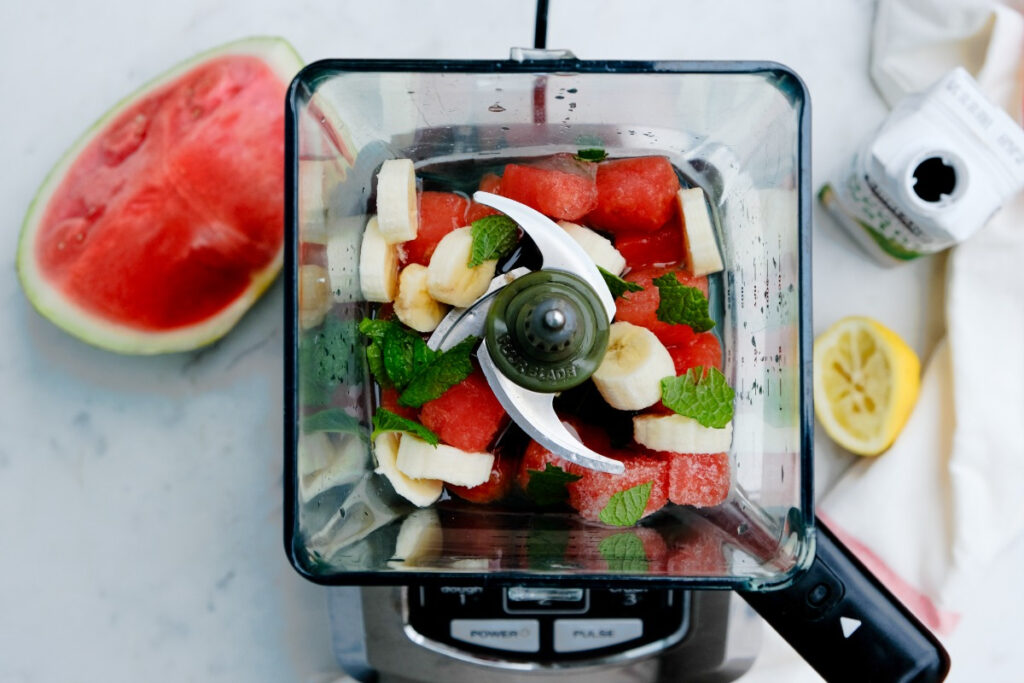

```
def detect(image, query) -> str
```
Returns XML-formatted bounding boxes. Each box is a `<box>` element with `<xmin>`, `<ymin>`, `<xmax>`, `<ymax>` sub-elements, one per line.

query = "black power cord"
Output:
<box><xmin>534</xmin><ymin>0</ymin><xmax>549</xmax><ymax>48</ymax></box>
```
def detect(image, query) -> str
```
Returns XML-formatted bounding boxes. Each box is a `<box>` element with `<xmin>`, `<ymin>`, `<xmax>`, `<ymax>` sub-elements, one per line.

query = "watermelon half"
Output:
<box><xmin>17</xmin><ymin>37</ymin><xmax>303</xmax><ymax>354</ymax></box>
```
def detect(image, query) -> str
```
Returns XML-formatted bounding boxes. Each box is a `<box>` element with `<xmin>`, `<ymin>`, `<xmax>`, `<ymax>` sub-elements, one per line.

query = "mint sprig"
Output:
<box><xmin>598</xmin><ymin>533</ymin><xmax>649</xmax><ymax>572</ymax></box>
<box><xmin>526</xmin><ymin>463</ymin><xmax>582</xmax><ymax>506</ymax></box>
<box><xmin>660</xmin><ymin>366</ymin><xmax>734</xmax><ymax>429</ymax></box>
<box><xmin>371</xmin><ymin>408</ymin><xmax>439</xmax><ymax>446</ymax></box>
<box><xmin>398</xmin><ymin>336</ymin><xmax>478</xmax><ymax>408</ymax></box>
<box><xmin>469</xmin><ymin>215</ymin><xmax>519</xmax><ymax>267</ymax></box>
<box><xmin>652</xmin><ymin>273</ymin><xmax>715</xmax><ymax>332</ymax></box>
<box><xmin>599</xmin><ymin>481</ymin><xmax>653</xmax><ymax>527</ymax></box>
<box><xmin>575</xmin><ymin>148</ymin><xmax>608</xmax><ymax>162</ymax></box>
<box><xmin>599</xmin><ymin>266</ymin><xmax>643</xmax><ymax>300</ymax></box>
<box><xmin>359</xmin><ymin>317</ymin><xmax>437</xmax><ymax>390</ymax></box>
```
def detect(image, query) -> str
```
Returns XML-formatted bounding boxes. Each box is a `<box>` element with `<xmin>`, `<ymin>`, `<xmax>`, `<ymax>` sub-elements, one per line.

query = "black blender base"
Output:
<box><xmin>327</xmin><ymin>586</ymin><xmax>761</xmax><ymax>682</ymax></box>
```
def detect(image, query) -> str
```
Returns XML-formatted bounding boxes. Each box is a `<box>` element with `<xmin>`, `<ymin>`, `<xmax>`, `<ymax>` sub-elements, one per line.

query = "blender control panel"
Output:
<box><xmin>405</xmin><ymin>585</ymin><xmax>689</xmax><ymax>663</ymax></box>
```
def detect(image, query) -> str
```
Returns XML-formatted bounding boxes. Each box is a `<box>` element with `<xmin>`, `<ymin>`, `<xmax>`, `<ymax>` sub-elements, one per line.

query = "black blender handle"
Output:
<box><xmin>738</xmin><ymin>521</ymin><xmax>950</xmax><ymax>682</ymax></box>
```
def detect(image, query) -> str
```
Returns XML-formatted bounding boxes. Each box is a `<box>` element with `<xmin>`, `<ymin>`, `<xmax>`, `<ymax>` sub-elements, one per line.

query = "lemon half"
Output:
<box><xmin>813</xmin><ymin>317</ymin><xmax>921</xmax><ymax>456</ymax></box>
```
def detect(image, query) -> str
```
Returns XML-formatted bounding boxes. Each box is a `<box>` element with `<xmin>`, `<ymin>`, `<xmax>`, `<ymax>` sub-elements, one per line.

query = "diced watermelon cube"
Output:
<box><xmin>567</xmin><ymin>452</ymin><xmax>669</xmax><ymax>523</ymax></box>
<box><xmin>517</xmin><ymin>418</ymin><xmax>597</xmax><ymax>490</ymax></box>
<box><xmin>448</xmin><ymin>451</ymin><xmax>518</xmax><ymax>504</ymax></box>
<box><xmin>586</xmin><ymin>156</ymin><xmax>681</xmax><ymax>233</ymax></box>
<box><xmin>656</xmin><ymin>451</ymin><xmax>730</xmax><ymax>507</ymax></box>
<box><xmin>666</xmin><ymin>332</ymin><xmax>723</xmax><ymax>375</ymax></box>
<box><xmin>614</xmin><ymin>216</ymin><xmax>684</xmax><ymax>270</ymax></box>
<box><xmin>519</xmin><ymin>439</ymin><xmax>578</xmax><ymax>491</ymax></box>
<box><xmin>403</xmin><ymin>191</ymin><xmax>470</xmax><ymax>266</ymax></box>
<box><xmin>500</xmin><ymin>154</ymin><xmax>598</xmax><ymax>221</ymax></box>
<box><xmin>466</xmin><ymin>173</ymin><xmax>503</xmax><ymax>223</ymax></box>
<box><xmin>612</xmin><ymin>266</ymin><xmax>709</xmax><ymax>346</ymax></box>
<box><xmin>419</xmin><ymin>369</ymin><xmax>508</xmax><ymax>452</ymax></box>
<box><xmin>380</xmin><ymin>386</ymin><xmax>418</xmax><ymax>421</ymax></box>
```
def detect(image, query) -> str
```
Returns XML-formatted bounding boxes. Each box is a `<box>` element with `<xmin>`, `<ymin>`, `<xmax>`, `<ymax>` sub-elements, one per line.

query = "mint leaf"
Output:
<box><xmin>469</xmin><ymin>215</ymin><xmax>519</xmax><ymax>268</ymax></box>
<box><xmin>398</xmin><ymin>336</ymin><xmax>478</xmax><ymax>407</ymax></box>
<box><xmin>575</xmin><ymin>148</ymin><xmax>608</xmax><ymax>162</ymax></box>
<box><xmin>365</xmin><ymin>341</ymin><xmax>390</xmax><ymax>388</ymax></box>
<box><xmin>652</xmin><ymin>273</ymin><xmax>715</xmax><ymax>332</ymax></box>
<box><xmin>299</xmin><ymin>317</ymin><xmax>361</xmax><ymax>406</ymax></box>
<box><xmin>599</xmin><ymin>266</ymin><xmax>643</xmax><ymax>300</ymax></box>
<box><xmin>598</xmin><ymin>481</ymin><xmax>653</xmax><ymax>527</ymax></box>
<box><xmin>598</xmin><ymin>533</ymin><xmax>649</xmax><ymax>572</ymax></box>
<box><xmin>358</xmin><ymin>317</ymin><xmax>391</xmax><ymax>342</ymax></box>
<box><xmin>371</xmin><ymin>408</ymin><xmax>439</xmax><ymax>446</ymax></box>
<box><xmin>359</xmin><ymin>317</ymin><xmax>437</xmax><ymax>389</ymax></box>
<box><xmin>526</xmin><ymin>463</ymin><xmax>582</xmax><ymax>506</ymax></box>
<box><xmin>303</xmin><ymin>408</ymin><xmax>362</xmax><ymax>434</ymax></box>
<box><xmin>660</xmin><ymin>366</ymin><xmax>734</xmax><ymax>429</ymax></box>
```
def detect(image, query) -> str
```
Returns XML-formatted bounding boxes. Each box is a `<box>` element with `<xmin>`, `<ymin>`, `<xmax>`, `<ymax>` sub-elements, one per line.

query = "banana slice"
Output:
<box><xmin>633</xmin><ymin>414</ymin><xmax>733</xmax><ymax>454</ymax></box>
<box><xmin>388</xmin><ymin>508</ymin><xmax>443</xmax><ymax>568</ymax></box>
<box><xmin>426</xmin><ymin>226</ymin><xmax>498</xmax><ymax>307</ymax></box>
<box><xmin>592</xmin><ymin>322</ymin><xmax>676</xmax><ymax>410</ymax></box>
<box><xmin>376</xmin><ymin>158</ymin><xmax>418</xmax><ymax>244</ymax></box>
<box><xmin>394</xmin><ymin>264</ymin><xmax>449</xmax><ymax>332</ymax></box>
<box><xmin>558</xmin><ymin>221</ymin><xmax>627</xmax><ymax>275</ymax></box>
<box><xmin>298</xmin><ymin>264</ymin><xmax>332</xmax><ymax>329</ymax></box>
<box><xmin>396</xmin><ymin>433</ymin><xmax>495</xmax><ymax>487</ymax></box>
<box><xmin>359</xmin><ymin>216</ymin><xmax>399</xmax><ymax>302</ymax></box>
<box><xmin>678</xmin><ymin>187</ymin><xmax>724</xmax><ymax>276</ymax></box>
<box><xmin>373</xmin><ymin>432</ymin><xmax>443</xmax><ymax>507</ymax></box>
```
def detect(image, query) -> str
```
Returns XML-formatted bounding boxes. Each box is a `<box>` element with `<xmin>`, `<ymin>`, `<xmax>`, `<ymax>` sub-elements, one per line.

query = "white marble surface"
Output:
<box><xmin>0</xmin><ymin>1</ymin><xmax>1018</xmax><ymax>681</ymax></box>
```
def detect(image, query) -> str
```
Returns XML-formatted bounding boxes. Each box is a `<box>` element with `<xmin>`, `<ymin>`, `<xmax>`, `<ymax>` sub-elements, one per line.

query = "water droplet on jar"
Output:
<box><xmin>488</xmin><ymin>103</ymin><xmax>506</xmax><ymax>113</ymax></box>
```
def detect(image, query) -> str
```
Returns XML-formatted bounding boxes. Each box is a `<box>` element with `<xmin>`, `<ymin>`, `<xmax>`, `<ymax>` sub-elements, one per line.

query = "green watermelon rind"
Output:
<box><xmin>17</xmin><ymin>36</ymin><xmax>304</xmax><ymax>354</ymax></box>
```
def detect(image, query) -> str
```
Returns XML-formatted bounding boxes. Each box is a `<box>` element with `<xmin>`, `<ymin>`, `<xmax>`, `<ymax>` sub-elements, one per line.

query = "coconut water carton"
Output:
<box><xmin>820</xmin><ymin>68</ymin><xmax>1024</xmax><ymax>264</ymax></box>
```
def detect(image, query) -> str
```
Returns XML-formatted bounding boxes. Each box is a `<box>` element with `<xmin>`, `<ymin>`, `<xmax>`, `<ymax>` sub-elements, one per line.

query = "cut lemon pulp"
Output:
<box><xmin>813</xmin><ymin>316</ymin><xmax>920</xmax><ymax>456</ymax></box>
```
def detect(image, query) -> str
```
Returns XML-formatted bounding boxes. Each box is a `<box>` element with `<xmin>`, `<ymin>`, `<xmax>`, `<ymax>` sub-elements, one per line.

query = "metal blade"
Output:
<box><xmin>472</xmin><ymin>191</ymin><xmax>616</xmax><ymax>321</ymax></box>
<box><xmin>426</xmin><ymin>268</ymin><xmax>530</xmax><ymax>352</ymax></box>
<box><xmin>478</xmin><ymin>342</ymin><xmax>625</xmax><ymax>474</ymax></box>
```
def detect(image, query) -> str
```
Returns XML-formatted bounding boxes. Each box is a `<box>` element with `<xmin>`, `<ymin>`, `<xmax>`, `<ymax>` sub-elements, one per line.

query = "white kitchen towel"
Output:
<box><xmin>819</xmin><ymin>0</ymin><xmax>1024</xmax><ymax>635</ymax></box>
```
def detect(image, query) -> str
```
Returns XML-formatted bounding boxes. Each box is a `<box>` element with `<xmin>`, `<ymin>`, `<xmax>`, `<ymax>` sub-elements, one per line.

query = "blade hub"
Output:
<box><xmin>485</xmin><ymin>270</ymin><xmax>608</xmax><ymax>392</ymax></box>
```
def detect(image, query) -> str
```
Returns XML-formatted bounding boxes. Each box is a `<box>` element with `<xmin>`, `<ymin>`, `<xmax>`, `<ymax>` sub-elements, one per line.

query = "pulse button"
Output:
<box><xmin>553</xmin><ymin>619</ymin><xmax>644</xmax><ymax>653</ymax></box>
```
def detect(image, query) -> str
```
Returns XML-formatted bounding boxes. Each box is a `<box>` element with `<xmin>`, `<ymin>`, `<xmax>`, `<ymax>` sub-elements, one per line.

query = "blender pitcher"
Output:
<box><xmin>284</xmin><ymin>52</ymin><xmax>949</xmax><ymax>682</ymax></box>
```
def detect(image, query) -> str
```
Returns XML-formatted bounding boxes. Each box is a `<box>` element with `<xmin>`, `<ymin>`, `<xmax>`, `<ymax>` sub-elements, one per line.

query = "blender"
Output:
<box><xmin>283</xmin><ymin>45</ymin><xmax>950</xmax><ymax>682</ymax></box>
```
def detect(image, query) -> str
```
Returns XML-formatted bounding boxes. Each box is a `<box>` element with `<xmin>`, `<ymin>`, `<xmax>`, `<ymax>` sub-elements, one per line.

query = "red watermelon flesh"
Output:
<box><xmin>518</xmin><ymin>436</ymin><xmax>583</xmax><ymax>491</ymax></box>
<box><xmin>466</xmin><ymin>173</ymin><xmax>503</xmax><ymax>223</ymax></box>
<box><xmin>586</xmin><ymin>156</ymin><xmax>681</xmax><ymax>233</ymax></box>
<box><xmin>499</xmin><ymin>154</ymin><xmax>598</xmax><ymax>221</ymax></box>
<box><xmin>403</xmin><ymin>191</ymin><xmax>469</xmax><ymax>266</ymax></box>
<box><xmin>615</xmin><ymin>216</ymin><xmax>684</xmax><ymax>270</ymax></box>
<box><xmin>667</xmin><ymin>332</ymin><xmax>723</xmax><ymax>375</ymax></box>
<box><xmin>654</xmin><ymin>451</ymin><xmax>731</xmax><ymax>507</ymax></box>
<box><xmin>613</xmin><ymin>266</ymin><xmax>709</xmax><ymax>346</ymax></box>
<box><xmin>380</xmin><ymin>386</ymin><xmax>418</xmax><ymax>421</ymax></box>
<box><xmin>419</xmin><ymin>369</ymin><xmax>508</xmax><ymax>452</ymax></box>
<box><xmin>33</xmin><ymin>54</ymin><xmax>287</xmax><ymax>333</ymax></box>
<box><xmin>567</xmin><ymin>451</ymin><xmax>669</xmax><ymax>523</ymax></box>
